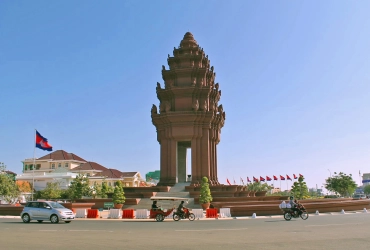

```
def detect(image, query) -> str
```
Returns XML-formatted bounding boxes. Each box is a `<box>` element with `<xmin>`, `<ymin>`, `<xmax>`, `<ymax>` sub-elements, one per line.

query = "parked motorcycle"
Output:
<box><xmin>173</xmin><ymin>208</ymin><xmax>195</xmax><ymax>221</ymax></box>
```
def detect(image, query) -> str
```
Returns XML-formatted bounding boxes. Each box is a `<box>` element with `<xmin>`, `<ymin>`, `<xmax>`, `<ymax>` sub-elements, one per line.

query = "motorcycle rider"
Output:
<box><xmin>152</xmin><ymin>200</ymin><xmax>161</xmax><ymax>211</ymax></box>
<box><xmin>177</xmin><ymin>200</ymin><xmax>186</xmax><ymax>218</ymax></box>
<box><xmin>289</xmin><ymin>196</ymin><xmax>299</xmax><ymax>215</ymax></box>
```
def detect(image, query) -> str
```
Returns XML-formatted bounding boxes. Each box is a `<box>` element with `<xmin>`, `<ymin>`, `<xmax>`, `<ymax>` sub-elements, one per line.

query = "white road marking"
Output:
<box><xmin>175</xmin><ymin>228</ymin><xmax>248</xmax><ymax>232</ymax></box>
<box><xmin>305</xmin><ymin>223</ymin><xmax>362</xmax><ymax>227</ymax></box>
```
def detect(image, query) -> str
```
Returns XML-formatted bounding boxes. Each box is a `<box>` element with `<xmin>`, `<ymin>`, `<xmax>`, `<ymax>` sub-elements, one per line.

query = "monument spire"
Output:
<box><xmin>151</xmin><ymin>32</ymin><xmax>225</xmax><ymax>186</ymax></box>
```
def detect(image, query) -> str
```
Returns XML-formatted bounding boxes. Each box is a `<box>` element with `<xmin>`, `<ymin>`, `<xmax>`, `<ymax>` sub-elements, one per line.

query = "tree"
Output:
<box><xmin>0</xmin><ymin>164</ymin><xmax>20</xmax><ymax>203</ymax></box>
<box><xmin>39</xmin><ymin>182</ymin><xmax>62</xmax><ymax>200</ymax></box>
<box><xmin>290</xmin><ymin>176</ymin><xmax>309</xmax><ymax>199</ymax></box>
<box><xmin>325</xmin><ymin>172</ymin><xmax>357</xmax><ymax>197</ymax></box>
<box><xmin>100</xmin><ymin>180</ymin><xmax>109</xmax><ymax>198</ymax></box>
<box><xmin>91</xmin><ymin>182</ymin><xmax>101</xmax><ymax>199</ymax></box>
<box><xmin>363</xmin><ymin>185</ymin><xmax>370</xmax><ymax>195</ymax></box>
<box><xmin>247</xmin><ymin>182</ymin><xmax>273</xmax><ymax>192</ymax></box>
<box><xmin>199</xmin><ymin>176</ymin><xmax>212</xmax><ymax>204</ymax></box>
<box><xmin>112</xmin><ymin>181</ymin><xmax>125</xmax><ymax>204</ymax></box>
<box><xmin>16</xmin><ymin>181</ymin><xmax>32</xmax><ymax>193</ymax></box>
<box><xmin>67</xmin><ymin>174</ymin><xmax>92</xmax><ymax>201</ymax></box>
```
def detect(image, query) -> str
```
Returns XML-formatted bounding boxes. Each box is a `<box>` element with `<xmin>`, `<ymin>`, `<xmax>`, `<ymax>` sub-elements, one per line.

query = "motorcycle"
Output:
<box><xmin>282</xmin><ymin>204</ymin><xmax>309</xmax><ymax>221</ymax></box>
<box><xmin>173</xmin><ymin>208</ymin><xmax>195</xmax><ymax>221</ymax></box>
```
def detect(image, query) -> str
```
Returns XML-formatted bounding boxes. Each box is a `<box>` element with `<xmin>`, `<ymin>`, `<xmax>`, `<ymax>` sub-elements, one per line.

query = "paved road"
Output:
<box><xmin>1</xmin><ymin>213</ymin><xmax>370</xmax><ymax>250</ymax></box>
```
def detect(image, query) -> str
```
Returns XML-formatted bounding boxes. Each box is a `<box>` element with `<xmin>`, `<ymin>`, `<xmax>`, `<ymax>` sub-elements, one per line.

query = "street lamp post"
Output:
<box><xmin>328</xmin><ymin>169</ymin><xmax>332</xmax><ymax>177</ymax></box>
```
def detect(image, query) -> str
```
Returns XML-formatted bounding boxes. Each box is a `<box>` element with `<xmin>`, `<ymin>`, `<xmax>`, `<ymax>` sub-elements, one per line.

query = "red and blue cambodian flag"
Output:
<box><xmin>286</xmin><ymin>175</ymin><xmax>292</xmax><ymax>181</ymax></box>
<box><xmin>36</xmin><ymin>130</ymin><xmax>53</xmax><ymax>151</ymax></box>
<box><xmin>280</xmin><ymin>175</ymin><xmax>285</xmax><ymax>180</ymax></box>
<box><xmin>266</xmin><ymin>176</ymin><xmax>272</xmax><ymax>181</ymax></box>
<box><xmin>273</xmin><ymin>175</ymin><xmax>278</xmax><ymax>181</ymax></box>
<box><xmin>293</xmin><ymin>174</ymin><xmax>298</xmax><ymax>179</ymax></box>
<box><xmin>247</xmin><ymin>177</ymin><xmax>251</xmax><ymax>183</ymax></box>
<box><xmin>253</xmin><ymin>176</ymin><xmax>259</xmax><ymax>182</ymax></box>
<box><xmin>260</xmin><ymin>176</ymin><xmax>265</xmax><ymax>182</ymax></box>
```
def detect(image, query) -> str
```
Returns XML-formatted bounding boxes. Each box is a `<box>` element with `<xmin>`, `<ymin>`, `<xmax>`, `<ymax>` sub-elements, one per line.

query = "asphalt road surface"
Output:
<box><xmin>1</xmin><ymin>213</ymin><xmax>369</xmax><ymax>250</ymax></box>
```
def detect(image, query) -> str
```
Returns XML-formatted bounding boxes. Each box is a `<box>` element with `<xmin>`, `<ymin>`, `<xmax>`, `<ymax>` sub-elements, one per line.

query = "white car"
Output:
<box><xmin>21</xmin><ymin>201</ymin><xmax>74</xmax><ymax>223</ymax></box>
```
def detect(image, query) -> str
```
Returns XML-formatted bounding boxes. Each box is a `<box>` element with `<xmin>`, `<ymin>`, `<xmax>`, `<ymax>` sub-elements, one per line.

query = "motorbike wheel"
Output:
<box><xmin>284</xmin><ymin>212</ymin><xmax>292</xmax><ymax>221</ymax></box>
<box><xmin>188</xmin><ymin>213</ymin><xmax>195</xmax><ymax>221</ymax></box>
<box><xmin>173</xmin><ymin>213</ymin><xmax>180</xmax><ymax>221</ymax></box>
<box><xmin>300</xmin><ymin>211</ymin><xmax>309</xmax><ymax>220</ymax></box>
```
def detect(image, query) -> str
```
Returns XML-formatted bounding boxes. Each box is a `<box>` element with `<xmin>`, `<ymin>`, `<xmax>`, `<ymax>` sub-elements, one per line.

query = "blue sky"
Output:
<box><xmin>1</xmin><ymin>0</ymin><xmax>369</xmax><ymax>191</ymax></box>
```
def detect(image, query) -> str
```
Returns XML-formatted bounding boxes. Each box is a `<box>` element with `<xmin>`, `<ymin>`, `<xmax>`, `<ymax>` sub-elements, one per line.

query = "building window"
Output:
<box><xmin>65</xmin><ymin>163</ymin><xmax>68</xmax><ymax>168</ymax></box>
<box><xmin>51</xmin><ymin>164</ymin><xmax>55</xmax><ymax>169</ymax></box>
<box><xmin>29</xmin><ymin>164</ymin><xmax>33</xmax><ymax>170</ymax></box>
<box><xmin>86</xmin><ymin>173</ymin><xmax>90</xmax><ymax>177</ymax></box>
<box><xmin>25</xmin><ymin>165</ymin><xmax>28</xmax><ymax>171</ymax></box>
<box><xmin>58</xmin><ymin>163</ymin><xmax>61</xmax><ymax>168</ymax></box>
<box><xmin>36</xmin><ymin>164</ymin><xmax>41</xmax><ymax>170</ymax></box>
<box><xmin>108</xmin><ymin>182</ymin><xmax>111</xmax><ymax>186</ymax></box>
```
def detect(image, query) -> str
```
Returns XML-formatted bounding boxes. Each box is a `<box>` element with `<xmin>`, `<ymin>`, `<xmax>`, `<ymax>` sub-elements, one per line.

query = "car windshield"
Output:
<box><xmin>49</xmin><ymin>202</ymin><xmax>66</xmax><ymax>209</ymax></box>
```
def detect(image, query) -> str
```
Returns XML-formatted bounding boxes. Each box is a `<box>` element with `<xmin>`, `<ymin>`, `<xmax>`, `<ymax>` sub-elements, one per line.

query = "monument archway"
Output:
<box><xmin>151</xmin><ymin>32</ymin><xmax>225</xmax><ymax>186</ymax></box>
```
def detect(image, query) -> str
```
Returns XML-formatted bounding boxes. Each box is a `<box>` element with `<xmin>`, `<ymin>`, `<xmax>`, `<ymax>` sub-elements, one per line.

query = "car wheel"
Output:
<box><xmin>65</xmin><ymin>221</ymin><xmax>71</xmax><ymax>223</ymax></box>
<box><xmin>37</xmin><ymin>220</ymin><xmax>43</xmax><ymax>223</ymax></box>
<box><xmin>22</xmin><ymin>214</ymin><xmax>30</xmax><ymax>223</ymax></box>
<box><xmin>50</xmin><ymin>214</ymin><xmax>59</xmax><ymax>224</ymax></box>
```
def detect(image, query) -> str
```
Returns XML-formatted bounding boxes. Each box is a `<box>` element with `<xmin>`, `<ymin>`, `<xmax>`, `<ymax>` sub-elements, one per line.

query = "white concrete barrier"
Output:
<box><xmin>192</xmin><ymin>209</ymin><xmax>204</xmax><ymax>219</ymax></box>
<box><xmin>75</xmin><ymin>209</ymin><xmax>86</xmax><ymax>218</ymax></box>
<box><xmin>363</xmin><ymin>208</ymin><xmax>367</xmax><ymax>213</ymax></box>
<box><xmin>219</xmin><ymin>208</ymin><xmax>231</xmax><ymax>218</ymax></box>
<box><xmin>340</xmin><ymin>209</ymin><xmax>345</xmax><ymax>214</ymax></box>
<box><xmin>135</xmin><ymin>209</ymin><xmax>149</xmax><ymax>219</ymax></box>
<box><xmin>109</xmin><ymin>209</ymin><xmax>122</xmax><ymax>219</ymax></box>
<box><xmin>251</xmin><ymin>213</ymin><xmax>257</xmax><ymax>218</ymax></box>
<box><xmin>315</xmin><ymin>210</ymin><xmax>320</xmax><ymax>215</ymax></box>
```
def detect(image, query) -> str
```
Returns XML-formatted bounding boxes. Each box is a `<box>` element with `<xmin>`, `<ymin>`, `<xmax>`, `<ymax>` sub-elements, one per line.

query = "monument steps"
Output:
<box><xmin>123</xmin><ymin>183</ymin><xmax>198</xmax><ymax>210</ymax></box>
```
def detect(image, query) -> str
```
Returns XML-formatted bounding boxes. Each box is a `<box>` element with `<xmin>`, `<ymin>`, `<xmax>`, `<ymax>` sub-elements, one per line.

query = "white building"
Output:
<box><xmin>16</xmin><ymin>150</ymin><xmax>144</xmax><ymax>191</ymax></box>
<box><xmin>362</xmin><ymin>173</ymin><xmax>370</xmax><ymax>186</ymax></box>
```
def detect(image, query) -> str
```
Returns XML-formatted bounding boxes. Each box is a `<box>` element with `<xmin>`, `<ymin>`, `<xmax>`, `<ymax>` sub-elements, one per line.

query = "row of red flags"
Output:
<box><xmin>227</xmin><ymin>174</ymin><xmax>303</xmax><ymax>185</ymax></box>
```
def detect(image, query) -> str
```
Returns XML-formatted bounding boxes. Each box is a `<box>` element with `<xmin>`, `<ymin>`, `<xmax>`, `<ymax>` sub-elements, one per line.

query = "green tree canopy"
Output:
<box><xmin>39</xmin><ymin>182</ymin><xmax>62</xmax><ymax>200</ymax></box>
<box><xmin>0</xmin><ymin>164</ymin><xmax>20</xmax><ymax>203</ymax></box>
<box><xmin>199</xmin><ymin>176</ymin><xmax>212</xmax><ymax>204</ymax></box>
<box><xmin>100</xmin><ymin>180</ymin><xmax>109</xmax><ymax>198</ymax></box>
<box><xmin>112</xmin><ymin>181</ymin><xmax>125</xmax><ymax>204</ymax></box>
<box><xmin>363</xmin><ymin>185</ymin><xmax>370</xmax><ymax>195</ymax></box>
<box><xmin>325</xmin><ymin>172</ymin><xmax>357</xmax><ymax>197</ymax></box>
<box><xmin>67</xmin><ymin>174</ymin><xmax>92</xmax><ymax>201</ymax></box>
<box><xmin>246</xmin><ymin>181</ymin><xmax>273</xmax><ymax>192</ymax></box>
<box><xmin>290</xmin><ymin>176</ymin><xmax>309</xmax><ymax>199</ymax></box>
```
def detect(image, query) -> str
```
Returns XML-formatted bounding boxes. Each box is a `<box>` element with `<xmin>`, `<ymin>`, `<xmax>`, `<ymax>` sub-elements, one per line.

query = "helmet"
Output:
<box><xmin>289</xmin><ymin>196</ymin><xmax>294</xmax><ymax>200</ymax></box>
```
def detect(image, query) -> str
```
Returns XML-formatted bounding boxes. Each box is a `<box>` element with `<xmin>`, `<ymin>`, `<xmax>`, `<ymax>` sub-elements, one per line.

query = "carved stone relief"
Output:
<box><xmin>192</xmin><ymin>99</ymin><xmax>199</xmax><ymax>111</ymax></box>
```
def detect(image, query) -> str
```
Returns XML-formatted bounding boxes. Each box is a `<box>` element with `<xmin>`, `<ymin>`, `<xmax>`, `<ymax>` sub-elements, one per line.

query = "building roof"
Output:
<box><xmin>73</xmin><ymin>162</ymin><xmax>108</xmax><ymax>171</ymax></box>
<box><xmin>95</xmin><ymin>169</ymin><xmax>123</xmax><ymax>178</ymax></box>
<box><xmin>5</xmin><ymin>170</ymin><xmax>16</xmax><ymax>175</ymax></box>
<box><xmin>37</xmin><ymin>150</ymin><xmax>86</xmax><ymax>162</ymax></box>
<box><xmin>121</xmin><ymin>172</ymin><xmax>139</xmax><ymax>178</ymax></box>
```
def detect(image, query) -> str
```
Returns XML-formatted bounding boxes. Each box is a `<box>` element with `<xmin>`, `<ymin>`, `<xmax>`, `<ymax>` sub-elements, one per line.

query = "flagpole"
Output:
<box><xmin>280</xmin><ymin>179</ymin><xmax>281</xmax><ymax>192</ymax></box>
<box><xmin>32</xmin><ymin>129</ymin><xmax>36</xmax><ymax>201</ymax></box>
